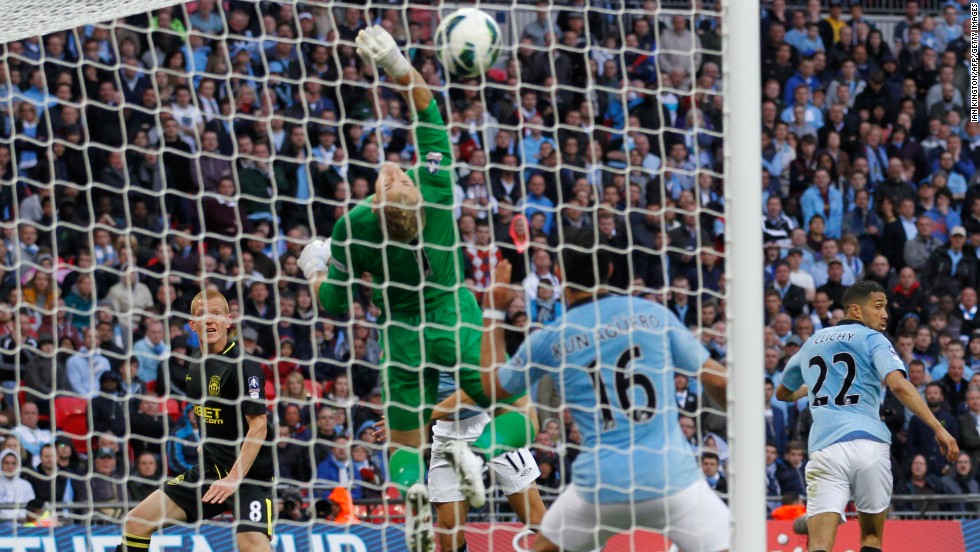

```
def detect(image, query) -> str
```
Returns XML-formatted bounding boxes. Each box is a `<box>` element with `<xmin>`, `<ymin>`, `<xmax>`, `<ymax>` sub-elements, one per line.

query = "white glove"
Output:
<box><xmin>298</xmin><ymin>238</ymin><xmax>332</xmax><ymax>280</ymax></box>
<box><xmin>355</xmin><ymin>25</ymin><xmax>411</xmax><ymax>79</ymax></box>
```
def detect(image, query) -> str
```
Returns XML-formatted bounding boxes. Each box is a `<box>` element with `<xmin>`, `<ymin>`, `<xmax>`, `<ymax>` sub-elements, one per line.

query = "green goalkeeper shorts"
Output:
<box><xmin>381</xmin><ymin>291</ymin><xmax>506</xmax><ymax>432</ymax></box>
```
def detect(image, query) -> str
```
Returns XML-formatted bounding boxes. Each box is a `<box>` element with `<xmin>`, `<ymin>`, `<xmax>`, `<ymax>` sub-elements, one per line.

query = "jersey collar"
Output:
<box><xmin>220</xmin><ymin>341</ymin><xmax>237</xmax><ymax>356</ymax></box>
<box><xmin>568</xmin><ymin>292</ymin><xmax>612</xmax><ymax>310</ymax></box>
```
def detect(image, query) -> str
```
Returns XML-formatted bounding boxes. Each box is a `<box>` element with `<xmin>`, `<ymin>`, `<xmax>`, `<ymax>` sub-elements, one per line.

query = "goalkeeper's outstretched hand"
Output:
<box><xmin>355</xmin><ymin>25</ymin><xmax>410</xmax><ymax>79</ymax></box>
<box><xmin>299</xmin><ymin>238</ymin><xmax>332</xmax><ymax>280</ymax></box>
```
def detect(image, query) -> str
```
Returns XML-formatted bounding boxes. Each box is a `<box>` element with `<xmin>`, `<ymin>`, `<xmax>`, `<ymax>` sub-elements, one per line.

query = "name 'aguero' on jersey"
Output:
<box><xmin>780</xmin><ymin>320</ymin><xmax>907</xmax><ymax>454</ymax></box>
<box><xmin>496</xmin><ymin>295</ymin><xmax>709</xmax><ymax>504</ymax></box>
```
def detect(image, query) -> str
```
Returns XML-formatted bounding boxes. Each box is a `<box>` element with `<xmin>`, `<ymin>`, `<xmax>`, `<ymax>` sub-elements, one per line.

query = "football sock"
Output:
<box><xmin>860</xmin><ymin>548</ymin><xmax>882</xmax><ymax>552</ymax></box>
<box><xmin>389</xmin><ymin>447</ymin><xmax>424</xmax><ymax>496</ymax></box>
<box><xmin>118</xmin><ymin>533</ymin><xmax>151</xmax><ymax>551</ymax></box>
<box><xmin>472</xmin><ymin>411</ymin><xmax>536</xmax><ymax>460</ymax></box>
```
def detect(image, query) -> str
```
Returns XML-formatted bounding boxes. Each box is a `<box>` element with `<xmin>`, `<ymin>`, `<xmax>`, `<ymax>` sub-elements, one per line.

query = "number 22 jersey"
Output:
<box><xmin>781</xmin><ymin>320</ymin><xmax>906</xmax><ymax>454</ymax></box>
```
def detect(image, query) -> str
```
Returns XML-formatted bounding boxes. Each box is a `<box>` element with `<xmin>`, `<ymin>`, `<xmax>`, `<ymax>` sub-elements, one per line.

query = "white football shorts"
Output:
<box><xmin>805</xmin><ymin>439</ymin><xmax>892</xmax><ymax>522</ymax></box>
<box><xmin>539</xmin><ymin>479</ymin><xmax>730</xmax><ymax>552</ymax></box>
<box><xmin>428</xmin><ymin>413</ymin><xmax>540</xmax><ymax>503</ymax></box>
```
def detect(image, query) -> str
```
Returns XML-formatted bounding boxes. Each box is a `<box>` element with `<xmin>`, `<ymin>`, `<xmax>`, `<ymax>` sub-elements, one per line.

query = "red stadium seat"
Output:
<box><xmin>158</xmin><ymin>399</ymin><xmax>183</xmax><ymax>423</ymax></box>
<box><xmin>54</xmin><ymin>397</ymin><xmax>89</xmax><ymax>454</ymax></box>
<box><xmin>145</xmin><ymin>380</ymin><xmax>157</xmax><ymax>395</ymax></box>
<box><xmin>367</xmin><ymin>487</ymin><xmax>406</xmax><ymax>523</ymax></box>
<box><xmin>54</xmin><ymin>397</ymin><xmax>87</xmax><ymax>419</ymax></box>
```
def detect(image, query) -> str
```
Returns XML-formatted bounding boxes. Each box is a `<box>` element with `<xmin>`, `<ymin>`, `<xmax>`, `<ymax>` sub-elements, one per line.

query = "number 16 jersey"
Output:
<box><xmin>496</xmin><ymin>295</ymin><xmax>710</xmax><ymax>504</ymax></box>
<box><xmin>781</xmin><ymin>320</ymin><xmax>906</xmax><ymax>454</ymax></box>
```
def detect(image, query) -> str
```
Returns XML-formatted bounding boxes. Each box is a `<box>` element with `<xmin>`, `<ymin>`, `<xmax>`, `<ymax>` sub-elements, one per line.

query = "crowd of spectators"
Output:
<box><xmin>0</xmin><ymin>0</ymin><xmax>976</xmax><ymax>525</ymax></box>
<box><xmin>755</xmin><ymin>0</ymin><xmax>980</xmax><ymax>516</ymax></box>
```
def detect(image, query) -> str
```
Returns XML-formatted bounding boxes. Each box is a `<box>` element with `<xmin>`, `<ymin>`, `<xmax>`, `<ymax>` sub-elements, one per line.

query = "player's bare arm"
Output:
<box><xmin>885</xmin><ymin>370</ymin><xmax>959</xmax><ymax>462</ymax></box>
<box><xmin>202</xmin><ymin>412</ymin><xmax>268</xmax><ymax>504</ymax></box>
<box><xmin>700</xmin><ymin>359</ymin><xmax>728</xmax><ymax>410</ymax></box>
<box><xmin>480</xmin><ymin>260</ymin><xmax>517</xmax><ymax>401</ymax></box>
<box><xmin>430</xmin><ymin>390</ymin><xmax>476</xmax><ymax>422</ymax></box>
<box><xmin>776</xmin><ymin>384</ymin><xmax>808</xmax><ymax>402</ymax></box>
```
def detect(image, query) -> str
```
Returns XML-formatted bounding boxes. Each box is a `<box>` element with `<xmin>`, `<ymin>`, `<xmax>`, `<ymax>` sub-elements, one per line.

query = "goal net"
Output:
<box><xmin>0</xmin><ymin>0</ymin><xmax>754</xmax><ymax>549</ymax></box>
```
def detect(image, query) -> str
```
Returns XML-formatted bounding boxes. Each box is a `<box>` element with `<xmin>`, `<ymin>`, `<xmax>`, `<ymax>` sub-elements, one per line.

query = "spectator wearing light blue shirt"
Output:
<box><xmin>132</xmin><ymin>320</ymin><xmax>170</xmax><ymax>385</ymax></box>
<box><xmin>521</xmin><ymin>116</ymin><xmax>554</xmax><ymax>175</ymax></box>
<box><xmin>519</xmin><ymin>173</ymin><xmax>556</xmax><ymax>236</ymax></box>
<box><xmin>781</xmin><ymin>84</ymin><xmax>824</xmax><ymax>129</ymax></box>
<box><xmin>188</xmin><ymin>0</ymin><xmax>224</xmax><ymax>36</ymax></box>
<box><xmin>800</xmin><ymin>169</ymin><xmax>844</xmax><ymax>239</ymax></box>
<box><xmin>810</xmin><ymin>239</ymin><xmax>857</xmax><ymax>288</ymax></box>
<box><xmin>66</xmin><ymin>329</ymin><xmax>111</xmax><ymax>399</ymax></box>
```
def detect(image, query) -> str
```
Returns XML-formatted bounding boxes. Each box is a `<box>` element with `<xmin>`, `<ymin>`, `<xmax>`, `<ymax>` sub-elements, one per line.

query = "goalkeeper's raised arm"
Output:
<box><xmin>297</xmin><ymin>24</ymin><xmax>449</xmax><ymax>306</ymax></box>
<box><xmin>355</xmin><ymin>25</ymin><xmax>434</xmax><ymax>115</ymax></box>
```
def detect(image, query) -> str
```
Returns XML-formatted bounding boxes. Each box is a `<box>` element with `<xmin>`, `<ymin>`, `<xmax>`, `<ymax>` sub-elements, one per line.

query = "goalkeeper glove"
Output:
<box><xmin>298</xmin><ymin>238</ymin><xmax>332</xmax><ymax>280</ymax></box>
<box><xmin>355</xmin><ymin>25</ymin><xmax>411</xmax><ymax>79</ymax></box>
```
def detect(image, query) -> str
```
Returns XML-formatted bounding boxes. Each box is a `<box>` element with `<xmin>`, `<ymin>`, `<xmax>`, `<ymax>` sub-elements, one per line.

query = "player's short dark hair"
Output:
<box><xmin>558</xmin><ymin>228</ymin><xmax>612</xmax><ymax>290</ymax></box>
<box><xmin>841</xmin><ymin>280</ymin><xmax>886</xmax><ymax>310</ymax></box>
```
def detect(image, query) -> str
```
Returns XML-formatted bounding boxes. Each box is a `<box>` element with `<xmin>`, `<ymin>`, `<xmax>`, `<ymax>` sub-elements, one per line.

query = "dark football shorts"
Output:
<box><xmin>163</xmin><ymin>463</ymin><xmax>276</xmax><ymax>536</ymax></box>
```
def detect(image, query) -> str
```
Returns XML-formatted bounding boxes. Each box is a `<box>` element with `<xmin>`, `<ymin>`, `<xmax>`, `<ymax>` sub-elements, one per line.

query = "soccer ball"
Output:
<box><xmin>434</xmin><ymin>8</ymin><xmax>502</xmax><ymax>78</ymax></box>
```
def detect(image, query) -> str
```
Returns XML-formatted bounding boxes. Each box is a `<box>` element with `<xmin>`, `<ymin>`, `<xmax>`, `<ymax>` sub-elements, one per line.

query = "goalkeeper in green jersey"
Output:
<box><xmin>298</xmin><ymin>26</ymin><xmax>534</xmax><ymax>552</ymax></box>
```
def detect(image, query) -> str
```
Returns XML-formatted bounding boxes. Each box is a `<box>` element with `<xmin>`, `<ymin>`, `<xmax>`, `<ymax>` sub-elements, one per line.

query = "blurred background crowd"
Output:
<box><xmin>0</xmin><ymin>0</ymin><xmax>976</xmax><ymax>525</ymax></box>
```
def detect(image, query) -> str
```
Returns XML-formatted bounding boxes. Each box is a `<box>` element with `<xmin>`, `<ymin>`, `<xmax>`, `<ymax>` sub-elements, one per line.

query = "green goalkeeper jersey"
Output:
<box><xmin>319</xmin><ymin>99</ymin><xmax>465</xmax><ymax>320</ymax></box>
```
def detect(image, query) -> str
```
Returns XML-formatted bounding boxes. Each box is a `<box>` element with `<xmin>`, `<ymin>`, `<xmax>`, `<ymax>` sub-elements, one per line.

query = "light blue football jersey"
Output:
<box><xmin>497</xmin><ymin>295</ymin><xmax>709</xmax><ymax>503</ymax></box>
<box><xmin>437</xmin><ymin>371</ymin><xmax>481</xmax><ymax>421</ymax></box>
<box><xmin>781</xmin><ymin>320</ymin><xmax>906</xmax><ymax>453</ymax></box>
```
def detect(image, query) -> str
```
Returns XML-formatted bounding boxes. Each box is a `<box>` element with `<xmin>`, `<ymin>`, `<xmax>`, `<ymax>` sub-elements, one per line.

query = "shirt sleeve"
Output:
<box><xmin>497</xmin><ymin>330</ymin><xmax>551</xmax><ymax>397</ymax></box>
<box><xmin>666</xmin><ymin>311</ymin><xmax>710</xmax><ymax>376</ymax></box>
<box><xmin>869</xmin><ymin>333</ymin><xmax>908</xmax><ymax>381</ymax></box>
<box><xmin>411</xmin><ymin>100</ymin><xmax>455</xmax><ymax>202</ymax></box>
<box><xmin>240</xmin><ymin>360</ymin><xmax>268</xmax><ymax>416</ymax></box>
<box><xmin>780</xmin><ymin>352</ymin><xmax>804</xmax><ymax>391</ymax></box>
<box><xmin>317</xmin><ymin>221</ymin><xmax>354</xmax><ymax>316</ymax></box>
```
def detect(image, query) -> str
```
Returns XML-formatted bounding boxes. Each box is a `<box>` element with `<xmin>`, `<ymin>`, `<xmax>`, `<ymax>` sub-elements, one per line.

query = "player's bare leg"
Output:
<box><xmin>117</xmin><ymin>490</ymin><xmax>187</xmax><ymax>551</ymax></box>
<box><xmin>388</xmin><ymin>427</ymin><xmax>436</xmax><ymax>552</ymax></box>
<box><xmin>506</xmin><ymin>484</ymin><xmax>546</xmax><ymax>531</ymax></box>
<box><xmin>857</xmin><ymin>509</ymin><xmax>887</xmax><ymax>551</ymax></box>
<box><xmin>237</xmin><ymin>531</ymin><xmax>272</xmax><ymax>552</ymax></box>
<box><xmin>532</xmin><ymin>533</ymin><xmax>560</xmax><ymax>552</ymax></box>
<box><xmin>433</xmin><ymin>484</ymin><xmax>545</xmax><ymax>551</ymax></box>
<box><xmin>806</xmin><ymin>512</ymin><xmax>841</xmax><ymax>552</ymax></box>
<box><xmin>434</xmin><ymin>501</ymin><xmax>468</xmax><ymax>552</ymax></box>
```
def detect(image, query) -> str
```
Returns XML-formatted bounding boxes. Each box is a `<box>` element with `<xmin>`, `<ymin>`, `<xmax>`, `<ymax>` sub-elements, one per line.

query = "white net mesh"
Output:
<box><xmin>0</xmin><ymin>0</ymin><xmax>730</xmax><ymax>549</ymax></box>
<box><xmin>0</xmin><ymin>0</ymin><xmax>186</xmax><ymax>44</ymax></box>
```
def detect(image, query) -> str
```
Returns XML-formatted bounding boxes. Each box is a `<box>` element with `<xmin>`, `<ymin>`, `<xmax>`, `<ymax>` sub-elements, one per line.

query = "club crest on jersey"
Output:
<box><xmin>248</xmin><ymin>376</ymin><xmax>261</xmax><ymax>399</ymax></box>
<box><xmin>426</xmin><ymin>152</ymin><xmax>442</xmax><ymax>174</ymax></box>
<box><xmin>208</xmin><ymin>375</ymin><xmax>221</xmax><ymax>396</ymax></box>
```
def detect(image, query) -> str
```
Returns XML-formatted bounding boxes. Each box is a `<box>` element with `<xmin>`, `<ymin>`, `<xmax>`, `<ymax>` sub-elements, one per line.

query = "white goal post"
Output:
<box><xmin>723</xmin><ymin>0</ymin><xmax>766</xmax><ymax>550</ymax></box>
